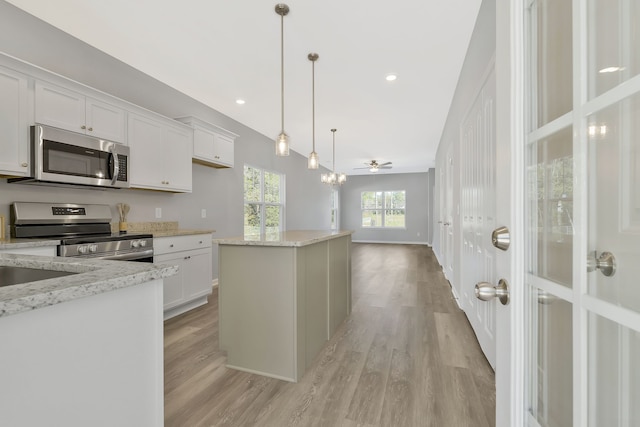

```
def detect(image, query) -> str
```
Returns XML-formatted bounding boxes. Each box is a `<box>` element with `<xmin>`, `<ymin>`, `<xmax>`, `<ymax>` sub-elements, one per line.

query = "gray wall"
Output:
<box><xmin>340</xmin><ymin>172</ymin><xmax>431</xmax><ymax>244</ymax></box>
<box><xmin>433</xmin><ymin>0</ymin><xmax>495</xmax><ymax>285</ymax></box>
<box><xmin>0</xmin><ymin>1</ymin><xmax>332</xmax><ymax>280</ymax></box>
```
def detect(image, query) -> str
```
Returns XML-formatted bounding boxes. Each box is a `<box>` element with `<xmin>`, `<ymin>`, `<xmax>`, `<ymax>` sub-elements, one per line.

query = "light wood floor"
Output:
<box><xmin>164</xmin><ymin>243</ymin><xmax>495</xmax><ymax>427</ymax></box>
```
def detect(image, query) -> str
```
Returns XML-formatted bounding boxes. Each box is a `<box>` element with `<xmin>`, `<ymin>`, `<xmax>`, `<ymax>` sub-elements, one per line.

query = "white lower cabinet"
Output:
<box><xmin>153</xmin><ymin>234</ymin><xmax>212</xmax><ymax>320</ymax></box>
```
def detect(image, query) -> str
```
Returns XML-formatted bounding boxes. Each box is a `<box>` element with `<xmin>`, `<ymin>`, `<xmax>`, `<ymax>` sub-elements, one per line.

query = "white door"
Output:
<box><xmin>444</xmin><ymin>145</ymin><xmax>455</xmax><ymax>280</ymax></box>
<box><xmin>460</xmin><ymin>66</ymin><xmax>498</xmax><ymax>368</ymax></box>
<box><xmin>523</xmin><ymin>0</ymin><xmax>640</xmax><ymax>425</ymax></box>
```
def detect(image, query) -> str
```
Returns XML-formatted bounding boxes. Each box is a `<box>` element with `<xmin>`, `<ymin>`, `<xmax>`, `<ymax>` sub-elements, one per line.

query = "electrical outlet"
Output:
<box><xmin>155</xmin><ymin>207</ymin><xmax>162</xmax><ymax>218</ymax></box>
<box><xmin>201</xmin><ymin>209</ymin><xmax>206</xmax><ymax>219</ymax></box>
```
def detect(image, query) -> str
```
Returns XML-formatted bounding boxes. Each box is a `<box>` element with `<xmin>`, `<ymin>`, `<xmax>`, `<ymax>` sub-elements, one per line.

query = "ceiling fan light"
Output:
<box><xmin>308</xmin><ymin>151</ymin><xmax>319</xmax><ymax>169</ymax></box>
<box><xmin>370</xmin><ymin>167</ymin><xmax>378</xmax><ymax>173</ymax></box>
<box><xmin>276</xmin><ymin>132</ymin><xmax>289</xmax><ymax>156</ymax></box>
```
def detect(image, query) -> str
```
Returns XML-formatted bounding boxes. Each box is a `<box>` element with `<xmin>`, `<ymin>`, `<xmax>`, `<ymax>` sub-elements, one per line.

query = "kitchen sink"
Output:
<box><xmin>0</xmin><ymin>266</ymin><xmax>77</xmax><ymax>288</ymax></box>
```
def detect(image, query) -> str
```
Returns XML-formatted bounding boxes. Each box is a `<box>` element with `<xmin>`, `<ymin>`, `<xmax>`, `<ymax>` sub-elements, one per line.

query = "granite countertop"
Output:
<box><xmin>214</xmin><ymin>230</ymin><xmax>354</xmax><ymax>247</ymax></box>
<box><xmin>123</xmin><ymin>221</ymin><xmax>214</xmax><ymax>238</ymax></box>
<box><xmin>150</xmin><ymin>229</ymin><xmax>215</xmax><ymax>238</ymax></box>
<box><xmin>0</xmin><ymin>253</ymin><xmax>178</xmax><ymax>318</ymax></box>
<box><xmin>0</xmin><ymin>238</ymin><xmax>60</xmax><ymax>250</ymax></box>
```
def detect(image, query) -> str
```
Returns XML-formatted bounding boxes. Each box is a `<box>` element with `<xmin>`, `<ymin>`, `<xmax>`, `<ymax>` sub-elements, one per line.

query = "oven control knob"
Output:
<box><xmin>77</xmin><ymin>245</ymin><xmax>88</xmax><ymax>254</ymax></box>
<box><xmin>139</xmin><ymin>240</ymin><xmax>147</xmax><ymax>247</ymax></box>
<box><xmin>131</xmin><ymin>240</ymin><xmax>140</xmax><ymax>248</ymax></box>
<box><xmin>89</xmin><ymin>244</ymin><xmax>98</xmax><ymax>253</ymax></box>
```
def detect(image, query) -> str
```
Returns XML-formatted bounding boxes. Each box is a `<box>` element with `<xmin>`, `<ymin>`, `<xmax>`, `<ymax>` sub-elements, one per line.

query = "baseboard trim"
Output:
<box><xmin>352</xmin><ymin>240</ymin><xmax>431</xmax><ymax>245</ymax></box>
<box><xmin>212</xmin><ymin>278</ymin><xmax>219</xmax><ymax>288</ymax></box>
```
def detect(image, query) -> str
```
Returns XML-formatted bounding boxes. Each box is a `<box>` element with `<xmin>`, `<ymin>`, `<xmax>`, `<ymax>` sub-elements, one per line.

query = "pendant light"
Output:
<box><xmin>321</xmin><ymin>129</ymin><xmax>347</xmax><ymax>185</ymax></box>
<box><xmin>275</xmin><ymin>4</ymin><xmax>290</xmax><ymax>156</ymax></box>
<box><xmin>308</xmin><ymin>53</ymin><xmax>319</xmax><ymax>169</ymax></box>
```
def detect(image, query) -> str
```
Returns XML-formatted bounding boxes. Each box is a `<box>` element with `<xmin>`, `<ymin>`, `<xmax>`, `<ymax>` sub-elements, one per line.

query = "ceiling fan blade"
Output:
<box><xmin>378</xmin><ymin>162</ymin><xmax>392</xmax><ymax>167</ymax></box>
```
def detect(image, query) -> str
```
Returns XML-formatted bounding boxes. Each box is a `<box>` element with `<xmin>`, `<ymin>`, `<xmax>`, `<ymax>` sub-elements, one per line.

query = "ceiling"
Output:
<box><xmin>5</xmin><ymin>0</ymin><xmax>481</xmax><ymax>175</ymax></box>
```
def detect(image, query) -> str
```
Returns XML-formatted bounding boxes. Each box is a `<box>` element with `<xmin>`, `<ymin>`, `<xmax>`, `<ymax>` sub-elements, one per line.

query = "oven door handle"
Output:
<box><xmin>99</xmin><ymin>249</ymin><xmax>154</xmax><ymax>261</ymax></box>
<box><xmin>109</xmin><ymin>144</ymin><xmax>119</xmax><ymax>186</ymax></box>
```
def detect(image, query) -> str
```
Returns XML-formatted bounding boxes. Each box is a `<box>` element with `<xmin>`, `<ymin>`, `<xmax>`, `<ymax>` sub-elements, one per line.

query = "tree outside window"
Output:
<box><xmin>244</xmin><ymin>165</ymin><xmax>284</xmax><ymax>238</ymax></box>
<box><xmin>361</xmin><ymin>190</ymin><xmax>406</xmax><ymax>228</ymax></box>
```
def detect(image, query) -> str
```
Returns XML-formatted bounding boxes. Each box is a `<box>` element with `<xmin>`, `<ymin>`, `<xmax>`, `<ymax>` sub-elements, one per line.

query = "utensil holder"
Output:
<box><xmin>119</xmin><ymin>221</ymin><xmax>128</xmax><ymax>232</ymax></box>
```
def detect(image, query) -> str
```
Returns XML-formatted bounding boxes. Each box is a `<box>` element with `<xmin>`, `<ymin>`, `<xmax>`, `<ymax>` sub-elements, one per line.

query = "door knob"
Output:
<box><xmin>475</xmin><ymin>279</ymin><xmax>510</xmax><ymax>305</ymax></box>
<box><xmin>491</xmin><ymin>226</ymin><xmax>510</xmax><ymax>251</ymax></box>
<box><xmin>587</xmin><ymin>251</ymin><xmax>616</xmax><ymax>277</ymax></box>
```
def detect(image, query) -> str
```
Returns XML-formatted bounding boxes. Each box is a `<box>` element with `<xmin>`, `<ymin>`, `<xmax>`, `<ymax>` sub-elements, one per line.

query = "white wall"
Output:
<box><xmin>340</xmin><ymin>172</ymin><xmax>431</xmax><ymax>244</ymax></box>
<box><xmin>433</xmin><ymin>0</ymin><xmax>496</xmax><ymax>291</ymax></box>
<box><xmin>0</xmin><ymin>2</ymin><xmax>333</xmax><ymax>280</ymax></box>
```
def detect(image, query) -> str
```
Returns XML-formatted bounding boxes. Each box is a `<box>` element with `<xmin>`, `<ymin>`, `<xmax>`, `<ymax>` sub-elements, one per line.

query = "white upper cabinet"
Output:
<box><xmin>0</xmin><ymin>66</ymin><xmax>30</xmax><ymax>177</ymax></box>
<box><xmin>128</xmin><ymin>113</ymin><xmax>193</xmax><ymax>193</ymax></box>
<box><xmin>35</xmin><ymin>81</ymin><xmax>126</xmax><ymax>143</ymax></box>
<box><xmin>175</xmin><ymin>116</ymin><xmax>237</xmax><ymax>168</ymax></box>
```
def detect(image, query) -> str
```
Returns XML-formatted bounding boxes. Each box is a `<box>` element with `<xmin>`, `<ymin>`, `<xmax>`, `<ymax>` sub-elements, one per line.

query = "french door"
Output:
<box><xmin>524</xmin><ymin>0</ymin><xmax>640</xmax><ymax>426</ymax></box>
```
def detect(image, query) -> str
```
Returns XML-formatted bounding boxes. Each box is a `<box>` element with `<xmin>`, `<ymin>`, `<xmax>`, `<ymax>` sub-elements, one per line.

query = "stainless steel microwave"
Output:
<box><xmin>9</xmin><ymin>124</ymin><xmax>129</xmax><ymax>189</ymax></box>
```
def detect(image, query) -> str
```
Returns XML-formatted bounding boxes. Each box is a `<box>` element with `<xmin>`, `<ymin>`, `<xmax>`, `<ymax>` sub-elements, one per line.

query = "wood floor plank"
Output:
<box><xmin>164</xmin><ymin>243</ymin><xmax>495</xmax><ymax>426</ymax></box>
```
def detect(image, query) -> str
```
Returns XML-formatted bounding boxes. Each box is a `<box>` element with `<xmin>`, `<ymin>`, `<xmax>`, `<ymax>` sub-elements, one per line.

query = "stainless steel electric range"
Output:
<box><xmin>10</xmin><ymin>202</ymin><xmax>153</xmax><ymax>262</ymax></box>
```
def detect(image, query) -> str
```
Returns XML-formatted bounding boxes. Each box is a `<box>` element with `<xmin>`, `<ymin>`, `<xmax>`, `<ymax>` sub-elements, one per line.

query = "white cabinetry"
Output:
<box><xmin>175</xmin><ymin>116</ymin><xmax>237</xmax><ymax>168</ymax></box>
<box><xmin>35</xmin><ymin>81</ymin><xmax>126</xmax><ymax>143</ymax></box>
<box><xmin>154</xmin><ymin>234</ymin><xmax>212</xmax><ymax>319</ymax></box>
<box><xmin>128</xmin><ymin>113</ymin><xmax>193</xmax><ymax>192</ymax></box>
<box><xmin>0</xmin><ymin>66</ymin><xmax>30</xmax><ymax>177</ymax></box>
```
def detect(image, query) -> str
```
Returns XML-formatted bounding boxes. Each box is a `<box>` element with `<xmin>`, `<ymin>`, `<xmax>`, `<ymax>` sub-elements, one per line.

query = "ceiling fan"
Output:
<box><xmin>354</xmin><ymin>160</ymin><xmax>393</xmax><ymax>173</ymax></box>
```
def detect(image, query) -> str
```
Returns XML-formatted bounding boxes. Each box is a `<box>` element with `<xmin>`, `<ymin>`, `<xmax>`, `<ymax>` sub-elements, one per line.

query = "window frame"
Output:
<box><xmin>244</xmin><ymin>164</ymin><xmax>285</xmax><ymax>237</ymax></box>
<box><xmin>361</xmin><ymin>190</ymin><xmax>406</xmax><ymax>229</ymax></box>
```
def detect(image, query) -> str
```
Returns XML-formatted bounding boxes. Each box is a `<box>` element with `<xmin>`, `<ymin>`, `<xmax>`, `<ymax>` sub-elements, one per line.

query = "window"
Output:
<box><xmin>244</xmin><ymin>165</ymin><xmax>284</xmax><ymax>237</ymax></box>
<box><xmin>361</xmin><ymin>190</ymin><xmax>406</xmax><ymax>228</ymax></box>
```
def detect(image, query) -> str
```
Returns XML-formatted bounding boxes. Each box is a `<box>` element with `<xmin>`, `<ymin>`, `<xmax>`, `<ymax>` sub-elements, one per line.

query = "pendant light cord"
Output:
<box><xmin>312</xmin><ymin>59</ymin><xmax>315</xmax><ymax>151</ymax></box>
<box><xmin>332</xmin><ymin>129</ymin><xmax>336</xmax><ymax>173</ymax></box>
<box><xmin>280</xmin><ymin>13</ymin><xmax>285</xmax><ymax>133</ymax></box>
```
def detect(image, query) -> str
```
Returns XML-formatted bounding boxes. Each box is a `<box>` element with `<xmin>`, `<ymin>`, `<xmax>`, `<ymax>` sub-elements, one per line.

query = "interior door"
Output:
<box><xmin>525</xmin><ymin>0</ymin><xmax>640</xmax><ymax>425</ymax></box>
<box><xmin>461</xmin><ymin>67</ymin><xmax>497</xmax><ymax>369</ymax></box>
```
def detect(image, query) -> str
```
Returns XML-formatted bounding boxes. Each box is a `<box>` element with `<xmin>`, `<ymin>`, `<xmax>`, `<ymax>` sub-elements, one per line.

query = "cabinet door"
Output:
<box><xmin>192</xmin><ymin>126</ymin><xmax>216</xmax><ymax>162</ymax></box>
<box><xmin>213</xmin><ymin>133</ymin><xmax>234</xmax><ymax>167</ymax></box>
<box><xmin>154</xmin><ymin>253</ymin><xmax>185</xmax><ymax>310</ymax></box>
<box><xmin>164</xmin><ymin>124</ymin><xmax>193</xmax><ymax>192</ymax></box>
<box><xmin>35</xmin><ymin>81</ymin><xmax>85</xmax><ymax>133</ymax></box>
<box><xmin>128</xmin><ymin>113</ymin><xmax>165</xmax><ymax>190</ymax></box>
<box><xmin>182</xmin><ymin>249</ymin><xmax>212</xmax><ymax>300</ymax></box>
<box><xmin>0</xmin><ymin>66</ymin><xmax>29</xmax><ymax>176</ymax></box>
<box><xmin>85</xmin><ymin>97</ymin><xmax>126</xmax><ymax>143</ymax></box>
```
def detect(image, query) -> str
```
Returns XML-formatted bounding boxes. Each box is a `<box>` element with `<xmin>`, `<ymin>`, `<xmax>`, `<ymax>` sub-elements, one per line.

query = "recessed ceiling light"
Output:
<box><xmin>385</xmin><ymin>74</ymin><xmax>397</xmax><ymax>82</ymax></box>
<box><xmin>599</xmin><ymin>66</ymin><xmax>625</xmax><ymax>73</ymax></box>
<box><xmin>235</xmin><ymin>99</ymin><xmax>246</xmax><ymax>105</ymax></box>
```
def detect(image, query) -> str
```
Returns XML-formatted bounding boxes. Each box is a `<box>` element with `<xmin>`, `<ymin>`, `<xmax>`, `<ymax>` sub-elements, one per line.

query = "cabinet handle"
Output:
<box><xmin>169</xmin><ymin>244</ymin><xmax>174</xmax><ymax>248</ymax></box>
<box><xmin>215</xmin><ymin>155</ymin><xmax>220</xmax><ymax>159</ymax></box>
<box><xmin>184</xmin><ymin>255</ymin><xmax>191</xmax><ymax>260</ymax></box>
<box><xmin>88</xmin><ymin>127</ymin><xmax>93</xmax><ymax>131</ymax></box>
<box><xmin>81</xmin><ymin>125</ymin><xmax>86</xmax><ymax>130</ymax></box>
<box><xmin>21</xmin><ymin>162</ymin><xmax>28</xmax><ymax>167</ymax></box>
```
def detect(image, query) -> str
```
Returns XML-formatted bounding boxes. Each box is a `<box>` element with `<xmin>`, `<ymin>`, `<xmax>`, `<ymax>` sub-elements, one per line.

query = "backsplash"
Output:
<box><xmin>110</xmin><ymin>221</ymin><xmax>179</xmax><ymax>233</ymax></box>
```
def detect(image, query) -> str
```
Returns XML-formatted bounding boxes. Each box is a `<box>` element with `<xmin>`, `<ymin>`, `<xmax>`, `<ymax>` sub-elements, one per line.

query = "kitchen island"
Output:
<box><xmin>215</xmin><ymin>230</ymin><xmax>353</xmax><ymax>382</ymax></box>
<box><xmin>0</xmin><ymin>253</ymin><xmax>177</xmax><ymax>427</ymax></box>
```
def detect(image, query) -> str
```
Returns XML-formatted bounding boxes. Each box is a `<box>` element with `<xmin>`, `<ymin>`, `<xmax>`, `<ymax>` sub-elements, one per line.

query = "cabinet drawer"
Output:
<box><xmin>153</xmin><ymin>234</ymin><xmax>212</xmax><ymax>255</ymax></box>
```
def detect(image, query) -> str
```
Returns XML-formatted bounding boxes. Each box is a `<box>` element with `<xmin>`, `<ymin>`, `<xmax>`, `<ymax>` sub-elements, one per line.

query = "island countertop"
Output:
<box><xmin>0</xmin><ymin>253</ymin><xmax>178</xmax><ymax>318</ymax></box>
<box><xmin>213</xmin><ymin>229</ymin><xmax>354</xmax><ymax>247</ymax></box>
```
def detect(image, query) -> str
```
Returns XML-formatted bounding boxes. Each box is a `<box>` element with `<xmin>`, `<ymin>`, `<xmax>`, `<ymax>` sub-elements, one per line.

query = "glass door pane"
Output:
<box><xmin>588</xmin><ymin>313</ymin><xmax>640</xmax><ymax>425</ymax></box>
<box><xmin>588</xmin><ymin>0</ymin><xmax>640</xmax><ymax>99</ymax></box>
<box><xmin>587</xmin><ymin>92</ymin><xmax>640</xmax><ymax>311</ymax></box>
<box><xmin>530</xmin><ymin>291</ymin><xmax>573</xmax><ymax>427</ymax></box>
<box><xmin>531</xmin><ymin>0</ymin><xmax>573</xmax><ymax>128</ymax></box>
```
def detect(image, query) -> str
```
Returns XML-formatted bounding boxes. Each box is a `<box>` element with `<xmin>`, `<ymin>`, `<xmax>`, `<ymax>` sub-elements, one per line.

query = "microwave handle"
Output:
<box><xmin>109</xmin><ymin>145</ymin><xmax>120</xmax><ymax>186</ymax></box>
